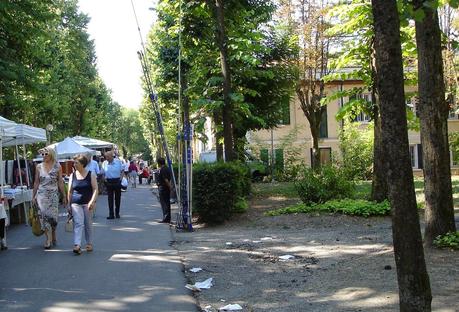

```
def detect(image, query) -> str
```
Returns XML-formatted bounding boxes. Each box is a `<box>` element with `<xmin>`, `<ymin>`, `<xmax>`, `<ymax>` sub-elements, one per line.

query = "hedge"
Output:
<box><xmin>193</xmin><ymin>161</ymin><xmax>251</xmax><ymax>224</ymax></box>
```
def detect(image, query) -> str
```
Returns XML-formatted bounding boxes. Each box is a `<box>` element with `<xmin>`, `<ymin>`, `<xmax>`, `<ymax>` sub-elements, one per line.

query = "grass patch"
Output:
<box><xmin>252</xmin><ymin>182</ymin><xmax>298</xmax><ymax>198</ymax></box>
<box><xmin>433</xmin><ymin>231</ymin><xmax>459</xmax><ymax>250</ymax></box>
<box><xmin>253</xmin><ymin>177</ymin><xmax>459</xmax><ymax>207</ymax></box>
<box><xmin>266</xmin><ymin>199</ymin><xmax>391</xmax><ymax>217</ymax></box>
<box><xmin>354</xmin><ymin>180</ymin><xmax>372</xmax><ymax>200</ymax></box>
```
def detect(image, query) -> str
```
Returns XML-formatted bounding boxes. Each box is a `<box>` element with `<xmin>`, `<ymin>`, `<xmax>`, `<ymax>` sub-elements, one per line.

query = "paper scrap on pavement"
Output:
<box><xmin>260</xmin><ymin>237</ymin><xmax>273</xmax><ymax>241</ymax></box>
<box><xmin>252</xmin><ymin>240</ymin><xmax>262</xmax><ymax>244</ymax></box>
<box><xmin>204</xmin><ymin>305</ymin><xmax>213</xmax><ymax>312</ymax></box>
<box><xmin>243</xmin><ymin>239</ymin><xmax>250</xmax><ymax>242</ymax></box>
<box><xmin>195</xmin><ymin>277</ymin><xmax>213</xmax><ymax>289</ymax></box>
<box><xmin>279</xmin><ymin>255</ymin><xmax>295</xmax><ymax>260</ymax></box>
<box><xmin>219</xmin><ymin>304</ymin><xmax>243</xmax><ymax>311</ymax></box>
<box><xmin>225</xmin><ymin>242</ymin><xmax>233</xmax><ymax>246</ymax></box>
<box><xmin>185</xmin><ymin>284</ymin><xmax>201</xmax><ymax>292</ymax></box>
<box><xmin>185</xmin><ymin>277</ymin><xmax>213</xmax><ymax>291</ymax></box>
<box><xmin>190</xmin><ymin>267</ymin><xmax>203</xmax><ymax>273</ymax></box>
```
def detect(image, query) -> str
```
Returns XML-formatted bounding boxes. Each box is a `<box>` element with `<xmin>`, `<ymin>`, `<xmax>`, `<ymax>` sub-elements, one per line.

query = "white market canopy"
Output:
<box><xmin>72</xmin><ymin>136</ymin><xmax>114</xmax><ymax>149</ymax></box>
<box><xmin>48</xmin><ymin>137</ymin><xmax>96</xmax><ymax>159</ymax></box>
<box><xmin>2</xmin><ymin>124</ymin><xmax>47</xmax><ymax>147</ymax></box>
<box><xmin>0</xmin><ymin>116</ymin><xmax>17</xmax><ymax>138</ymax></box>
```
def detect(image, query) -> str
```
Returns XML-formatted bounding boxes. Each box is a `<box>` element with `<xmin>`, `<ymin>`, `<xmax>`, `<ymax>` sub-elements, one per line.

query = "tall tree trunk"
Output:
<box><xmin>371</xmin><ymin>97</ymin><xmax>388</xmax><ymax>202</ymax></box>
<box><xmin>370</xmin><ymin>43</ymin><xmax>388</xmax><ymax>201</ymax></box>
<box><xmin>371</xmin><ymin>1</ymin><xmax>432</xmax><ymax>311</ymax></box>
<box><xmin>213</xmin><ymin>110</ymin><xmax>224</xmax><ymax>161</ymax></box>
<box><xmin>209</xmin><ymin>0</ymin><xmax>235</xmax><ymax>161</ymax></box>
<box><xmin>310</xmin><ymin>124</ymin><xmax>320</xmax><ymax>169</ymax></box>
<box><xmin>413</xmin><ymin>1</ymin><xmax>457</xmax><ymax>246</ymax></box>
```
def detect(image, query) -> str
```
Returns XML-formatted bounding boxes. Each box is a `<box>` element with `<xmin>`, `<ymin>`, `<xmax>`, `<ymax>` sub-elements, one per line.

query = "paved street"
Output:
<box><xmin>0</xmin><ymin>185</ymin><xmax>198</xmax><ymax>312</ymax></box>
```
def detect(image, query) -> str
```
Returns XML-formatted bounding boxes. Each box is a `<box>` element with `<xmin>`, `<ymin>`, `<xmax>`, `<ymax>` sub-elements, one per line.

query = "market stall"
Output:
<box><xmin>72</xmin><ymin>135</ymin><xmax>114</xmax><ymax>152</ymax></box>
<box><xmin>46</xmin><ymin>137</ymin><xmax>96</xmax><ymax>175</ymax></box>
<box><xmin>1</xmin><ymin>120</ymin><xmax>47</xmax><ymax>224</ymax></box>
<box><xmin>48</xmin><ymin>137</ymin><xmax>97</xmax><ymax>159</ymax></box>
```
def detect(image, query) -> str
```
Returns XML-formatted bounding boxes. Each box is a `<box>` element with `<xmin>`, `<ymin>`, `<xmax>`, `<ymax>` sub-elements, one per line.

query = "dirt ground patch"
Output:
<box><xmin>172</xmin><ymin>195</ymin><xmax>459</xmax><ymax>312</ymax></box>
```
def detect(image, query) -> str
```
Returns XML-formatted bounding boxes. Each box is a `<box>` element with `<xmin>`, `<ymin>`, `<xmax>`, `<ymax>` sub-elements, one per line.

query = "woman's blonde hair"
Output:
<box><xmin>39</xmin><ymin>147</ymin><xmax>57</xmax><ymax>163</ymax></box>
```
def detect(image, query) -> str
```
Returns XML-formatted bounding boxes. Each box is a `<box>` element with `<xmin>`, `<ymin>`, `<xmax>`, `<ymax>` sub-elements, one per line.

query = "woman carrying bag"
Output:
<box><xmin>32</xmin><ymin>148</ymin><xmax>67</xmax><ymax>249</ymax></box>
<box><xmin>67</xmin><ymin>154</ymin><xmax>98</xmax><ymax>255</ymax></box>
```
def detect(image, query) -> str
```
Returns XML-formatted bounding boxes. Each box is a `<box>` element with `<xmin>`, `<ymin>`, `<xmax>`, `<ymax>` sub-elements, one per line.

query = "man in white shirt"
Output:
<box><xmin>86</xmin><ymin>154</ymin><xmax>100</xmax><ymax>176</ymax></box>
<box><xmin>85</xmin><ymin>154</ymin><xmax>101</xmax><ymax>217</ymax></box>
<box><xmin>101</xmin><ymin>151</ymin><xmax>123</xmax><ymax>219</ymax></box>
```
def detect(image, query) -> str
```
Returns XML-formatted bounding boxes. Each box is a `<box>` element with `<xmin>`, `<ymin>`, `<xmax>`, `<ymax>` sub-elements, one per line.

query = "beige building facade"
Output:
<box><xmin>247</xmin><ymin>80</ymin><xmax>459</xmax><ymax>173</ymax></box>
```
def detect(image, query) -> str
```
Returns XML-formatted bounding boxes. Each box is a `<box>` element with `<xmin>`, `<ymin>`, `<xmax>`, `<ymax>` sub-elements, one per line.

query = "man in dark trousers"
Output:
<box><xmin>102</xmin><ymin>151</ymin><xmax>123</xmax><ymax>219</ymax></box>
<box><xmin>156</xmin><ymin>157</ymin><xmax>172</xmax><ymax>223</ymax></box>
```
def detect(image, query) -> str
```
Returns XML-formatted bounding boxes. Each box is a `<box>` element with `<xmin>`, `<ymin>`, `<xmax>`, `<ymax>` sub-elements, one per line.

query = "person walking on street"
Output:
<box><xmin>67</xmin><ymin>154</ymin><xmax>98</xmax><ymax>255</ymax></box>
<box><xmin>128</xmin><ymin>160</ymin><xmax>138</xmax><ymax>188</ymax></box>
<box><xmin>85</xmin><ymin>154</ymin><xmax>100</xmax><ymax>217</ymax></box>
<box><xmin>157</xmin><ymin>157</ymin><xmax>172</xmax><ymax>223</ymax></box>
<box><xmin>0</xmin><ymin>199</ymin><xmax>8</xmax><ymax>250</ymax></box>
<box><xmin>32</xmin><ymin>147</ymin><xmax>67</xmax><ymax>249</ymax></box>
<box><xmin>101</xmin><ymin>151</ymin><xmax>123</xmax><ymax>219</ymax></box>
<box><xmin>139</xmin><ymin>161</ymin><xmax>144</xmax><ymax>185</ymax></box>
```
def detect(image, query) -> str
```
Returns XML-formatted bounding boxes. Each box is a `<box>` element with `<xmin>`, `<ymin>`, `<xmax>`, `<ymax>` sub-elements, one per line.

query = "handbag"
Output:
<box><xmin>30</xmin><ymin>203</ymin><xmax>44</xmax><ymax>236</ymax></box>
<box><xmin>65</xmin><ymin>215</ymin><xmax>73</xmax><ymax>233</ymax></box>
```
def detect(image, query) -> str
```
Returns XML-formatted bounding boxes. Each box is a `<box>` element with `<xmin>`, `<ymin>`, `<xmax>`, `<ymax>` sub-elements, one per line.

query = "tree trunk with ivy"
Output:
<box><xmin>213</xmin><ymin>110</ymin><xmax>224</xmax><ymax>161</ymax></box>
<box><xmin>372</xmin><ymin>0</ymin><xmax>432</xmax><ymax>310</ymax></box>
<box><xmin>371</xmin><ymin>92</ymin><xmax>388</xmax><ymax>202</ymax></box>
<box><xmin>413</xmin><ymin>0</ymin><xmax>457</xmax><ymax>247</ymax></box>
<box><xmin>208</xmin><ymin>0</ymin><xmax>236</xmax><ymax>162</ymax></box>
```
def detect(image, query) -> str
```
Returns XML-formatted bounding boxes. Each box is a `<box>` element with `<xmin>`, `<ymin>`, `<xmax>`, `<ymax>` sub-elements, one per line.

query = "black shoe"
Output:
<box><xmin>0</xmin><ymin>245</ymin><xmax>7</xmax><ymax>251</ymax></box>
<box><xmin>107</xmin><ymin>216</ymin><xmax>115</xmax><ymax>220</ymax></box>
<box><xmin>158</xmin><ymin>219</ymin><xmax>171</xmax><ymax>223</ymax></box>
<box><xmin>116</xmin><ymin>215</ymin><xmax>120</xmax><ymax>219</ymax></box>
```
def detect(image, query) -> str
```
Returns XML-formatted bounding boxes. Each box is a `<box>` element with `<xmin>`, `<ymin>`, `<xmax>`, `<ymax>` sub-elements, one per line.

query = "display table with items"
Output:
<box><xmin>2</xmin><ymin>187</ymin><xmax>33</xmax><ymax>225</ymax></box>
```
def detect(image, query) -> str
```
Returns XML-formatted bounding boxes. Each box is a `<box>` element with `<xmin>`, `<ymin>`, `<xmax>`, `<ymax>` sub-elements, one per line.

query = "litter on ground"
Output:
<box><xmin>190</xmin><ymin>267</ymin><xmax>203</xmax><ymax>273</ymax></box>
<box><xmin>219</xmin><ymin>303</ymin><xmax>243</xmax><ymax>311</ymax></box>
<box><xmin>185</xmin><ymin>277</ymin><xmax>213</xmax><ymax>291</ymax></box>
<box><xmin>279</xmin><ymin>255</ymin><xmax>295</xmax><ymax>260</ymax></box>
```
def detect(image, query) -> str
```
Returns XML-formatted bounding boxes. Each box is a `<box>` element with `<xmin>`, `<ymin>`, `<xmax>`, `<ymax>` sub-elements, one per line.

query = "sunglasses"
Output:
<box><xmin>41</xmin><ymin>152</ymin><xmax>49</xmax><ymax>156</ymax></box>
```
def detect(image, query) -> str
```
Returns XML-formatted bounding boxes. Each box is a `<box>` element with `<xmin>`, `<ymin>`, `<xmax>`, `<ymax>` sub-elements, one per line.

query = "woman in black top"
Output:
<box><xmin>67</xmin><ymin>154</ymin><xmax>98</xmax><ymax>254</ymax></box>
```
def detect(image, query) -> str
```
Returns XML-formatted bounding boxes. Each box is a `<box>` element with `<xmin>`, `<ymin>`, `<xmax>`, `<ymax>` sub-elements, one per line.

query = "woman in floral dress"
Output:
<box><xmin>32</xmin><ymin>148</ymin><xmax>67</xmax><ymax>249</ymax></box>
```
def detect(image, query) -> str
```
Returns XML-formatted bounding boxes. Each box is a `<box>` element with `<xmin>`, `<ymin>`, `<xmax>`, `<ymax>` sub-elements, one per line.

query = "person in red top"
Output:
<box><xmin>128</xmin><ymin>161</ymin><xmax>138</xmax><ymax>188</ymax></box>
<box><xmin>142</xmin><ymin>167</ymin><xmax>149</xmax><ymax>184</ymax></box>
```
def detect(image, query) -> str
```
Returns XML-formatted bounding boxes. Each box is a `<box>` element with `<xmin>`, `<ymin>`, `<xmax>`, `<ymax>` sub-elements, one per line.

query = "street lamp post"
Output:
<box><xmin>46</xmin><ymin>124</ymin><xmax>54</xmax><ymax>145</ymax></box>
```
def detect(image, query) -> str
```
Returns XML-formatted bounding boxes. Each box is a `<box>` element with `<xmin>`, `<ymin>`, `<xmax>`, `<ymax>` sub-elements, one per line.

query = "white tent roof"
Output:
<box><xmin>2</xmin><ymin>124</ymin><xmax>47</xmax><ymax>147</ymax></box>
<box><xmin>0</xmin><ymin>116</ymin><xmax>17</xmax><ymax>138</ymax></box>
<box><xmin>72</xmin><ymin>136</ymin><xmax>114</xmax><ymax>149</ymax></box>
<box><xmin>48</xmin><ymin>137</ymin><xmax>96</xmax><ymax>159</ymax></box>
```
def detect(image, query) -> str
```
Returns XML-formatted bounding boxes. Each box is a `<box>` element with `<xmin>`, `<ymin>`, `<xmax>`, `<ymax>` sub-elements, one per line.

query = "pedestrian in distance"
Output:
<box><xmin>138</xmin><ymin>161</ymin><xmax>144</xmax><ymax>185</ymax></box>
<box><xmin>85</xmin><ymin>153</ymin><xmax>100</xmax><ymax>218</ymax></box>
<box><xmin>128</xmin><ymin>160</ymin><xmax>138</xmax><ymax>188</ymax></box>
<box><xmin>67</xmin><ymin>154</ymin><xmax>98</xmax><ymax>255</ymax></box>
<box><xmin>156</xmin><ymin>157</ymin><xmax>172</xmax><ymax>223</ymax></box>
<box><xmin>0</xmin><ymin>198</ymin><xmax>8</xmax><ymax>250</ymax></box>
<box><xmin>101</xmin><ymin>151</ymin><xmax>123</xmax><ymax>219</ymax></box>
<box><xmin>32</xmin><ymin>147</ymin><xmax>67</xmax><ymax>249</ymax></box>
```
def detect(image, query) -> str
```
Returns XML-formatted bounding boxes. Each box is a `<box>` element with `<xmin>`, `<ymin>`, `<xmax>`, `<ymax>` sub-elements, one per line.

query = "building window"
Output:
<box><xmin>451</xmin><ymin>149</ymin><xmax>459</xmax><ymax>167</ymax></box>
<box><xmin>409</xmin><ymin>145</ymin><xmax>417</xmax><ymax>168</ymax></box>
<box><xmin>278</xmin><ymin>96</ymin><xmax>291</xmax><ymax>125</ymax></box>
<box><xmin>311</xmin><ymin>147</ymin><xmax>332</xmax><ymax>167</ymax></box>
<box><xmin>410</xmin><ymin>144</ymin><xmax>423</xmax><ymax>169</ymax></box>
<box><xmin>260</xmin><ymin>149</ymin><xmax>269</xmax><ymax>166</ymax></box>
<box><xmin>275</xmin><ymin>149</ymin><xmax>284</xmax><ymax>172</ymax></box>
<box><xmin>406</xmin><ymin>98</ymin><xmax>415</xmax><ymax>113</ymax></box>
<box><xmin>349</xmin><ymin>93</ymin><xmax>371</xmax><ymax>122</ymax></box>
<box><xmin>319</xmin><ymin>106</ymin><xmax>328</xmax><ymax>138</ymax></box>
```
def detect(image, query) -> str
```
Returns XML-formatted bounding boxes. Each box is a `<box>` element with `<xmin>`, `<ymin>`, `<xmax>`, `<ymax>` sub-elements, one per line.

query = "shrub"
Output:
<box><xmin>433</xmin><ymin>231</ymin><xmax>459</xmax><ymax>250</ymax></box>
<box><xmin>338</xmin><ymin>122</ymin><xmax>374</xmax><ymax>181</ymax></box>
<box><xmin>266</xmin><ymin>199</ymin><xmax>391</xmax><ymax>217</ymax></box>
<box><xmin>294</xmin><ymin>166</ymin><xmax>355</xmax><ymax>205</ymax></box>
<box><xmin>193</xmin><ymin>161</ymin><xmax>251</xmax><ymax>224</ymax></box>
